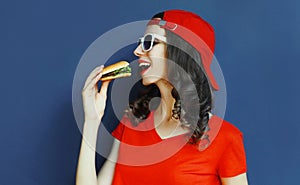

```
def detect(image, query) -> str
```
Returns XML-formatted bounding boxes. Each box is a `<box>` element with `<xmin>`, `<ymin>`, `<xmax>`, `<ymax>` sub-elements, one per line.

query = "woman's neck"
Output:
<box><xmin>154</xmin><ymin>80</ymin><xmax>176</xmax><ymax>123</ymax></box>
<box><xmin>153</xmin><ymin>80</ymin><xmax>188</xmax><ymax>139</ymax></box>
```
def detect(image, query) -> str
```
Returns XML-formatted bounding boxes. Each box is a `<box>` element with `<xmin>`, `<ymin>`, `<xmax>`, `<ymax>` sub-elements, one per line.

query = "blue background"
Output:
<box><xmin>1</xmin><ymin>0</ymin><xmax>300</xmax><ymax>184</ymax></box>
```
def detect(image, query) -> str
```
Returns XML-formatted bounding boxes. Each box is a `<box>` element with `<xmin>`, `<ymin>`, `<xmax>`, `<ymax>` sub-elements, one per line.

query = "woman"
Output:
<box><xmin>77</xmin><ymin>10</ymin><xmax>248</xmax><ymax>185</ymax></box>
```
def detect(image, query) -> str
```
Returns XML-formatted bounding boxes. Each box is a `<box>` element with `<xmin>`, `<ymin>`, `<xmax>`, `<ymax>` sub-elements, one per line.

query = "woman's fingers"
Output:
<box><xmin>83</xmin><ymin>65</ymin><xmax>104</xmax><ymax>89</ymax></box>
<box><xmin>95</xmin><ymin>81</ymin><xmax>111</xmax><ymax>114</ymax></box>
<box><xmin>84</xmin><ymin>71</ymin><xmax>105</xmax><ymax>92</ymax></box>
<box><xmin>98</xmin><ymin>81</ymin><xmax>110</xmax><ymax>97</ymax></box>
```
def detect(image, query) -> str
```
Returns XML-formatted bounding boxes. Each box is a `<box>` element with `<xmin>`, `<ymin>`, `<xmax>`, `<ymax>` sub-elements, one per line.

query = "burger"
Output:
<box><xmin>100</xmin><ymin>61</ymin><xmax>131</xmax><ymax>81</ymax></box>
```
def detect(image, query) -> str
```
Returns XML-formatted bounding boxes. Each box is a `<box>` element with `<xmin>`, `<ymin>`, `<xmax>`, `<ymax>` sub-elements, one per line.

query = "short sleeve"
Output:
<box><xmin>111</xmin><ymin>122</ymin><xmax>124</xmax><ymax>141</ymax></box>
<box><xmin>218</xmin><ymin>132</ymin><xmax>247</xmax><ymax>177</ymax></box>
<box><xmin>111</xmin><ymin>114</ymin><xmax>130</xmax><ymax>141</ymax></box>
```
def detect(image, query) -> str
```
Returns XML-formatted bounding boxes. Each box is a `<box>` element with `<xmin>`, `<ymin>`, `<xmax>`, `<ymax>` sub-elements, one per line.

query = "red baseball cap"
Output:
<box><xmin>148</xmin><ymin>10</ymin><xmax>219</xmax><ymax>90</ymax></box>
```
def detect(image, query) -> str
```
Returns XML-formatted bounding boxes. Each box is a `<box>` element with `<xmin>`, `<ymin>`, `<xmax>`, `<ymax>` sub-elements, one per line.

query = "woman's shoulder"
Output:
<box><xmin>197</xmin><ymin>115</ymin><xmax>244</xmax><ymax>152</ymax></box>
<box><xmin>219</xmin><ymin>118</ymin><xmax>243</xmax><ymax>137</ymax></box>
<box><xmin>214</xmin><ymin>116</ymin><xmax>244</xmax><ymax>148</ymax></box>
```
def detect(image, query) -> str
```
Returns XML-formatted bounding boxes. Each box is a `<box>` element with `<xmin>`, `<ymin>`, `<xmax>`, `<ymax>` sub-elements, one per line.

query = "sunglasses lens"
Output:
<box><xmin>143</xmin><ymin>35</ymin><xmax>153</xmax><ymax>51</ymax></box>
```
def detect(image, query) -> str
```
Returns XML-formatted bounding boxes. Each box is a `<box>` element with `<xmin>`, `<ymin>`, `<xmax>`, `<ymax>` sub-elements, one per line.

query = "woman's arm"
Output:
<box><xmin>77</xmin><ymin>121</ymin><xmax>120</xmax><ymax>185</ymax></box>
<box><xmin>76</xmin><ymin>66</ymin><xmax>116</xmax><ymax>185</ymax></box>
<box><xmin>76</xmin><ymin>121</ymin><xmax>101</xmax><ymax>185</ymax></box>
<box><xmin>221</xmin><ymin>173</ymin><xmax>248</xmax><ymax>185</ymax></box>
<box><xmin>97</xmin><ymin>138</ymin><xmax>120</xmax><ymax>185</ymax></box>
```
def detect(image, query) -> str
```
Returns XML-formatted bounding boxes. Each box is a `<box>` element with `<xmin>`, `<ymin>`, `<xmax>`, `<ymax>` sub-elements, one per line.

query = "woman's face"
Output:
<box><xmin>134</xmin><ymin>24</ymin><xmax>167</xmax><ymax>86</ymax></box>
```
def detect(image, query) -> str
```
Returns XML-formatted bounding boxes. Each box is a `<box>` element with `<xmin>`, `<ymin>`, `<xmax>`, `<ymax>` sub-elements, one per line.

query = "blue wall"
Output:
<box><xmin>1</xmin><ymin>0</ymin><xmax>299</xmax><ymax>184</ymax></box>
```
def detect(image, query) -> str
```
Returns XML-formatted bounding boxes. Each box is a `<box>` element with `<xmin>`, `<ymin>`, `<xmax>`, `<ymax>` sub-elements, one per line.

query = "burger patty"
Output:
<box><xmin>101</xmin><ymin>66</ymin><xmax>131</xmax><ymax>78</ymax></box>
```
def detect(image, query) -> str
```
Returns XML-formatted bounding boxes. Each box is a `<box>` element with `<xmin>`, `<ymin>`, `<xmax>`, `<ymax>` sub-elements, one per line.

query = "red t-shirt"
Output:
<box><xmin>111</xmin><ymin>111</ymin><xmax>247</xmax><ymax>185</ymax></box>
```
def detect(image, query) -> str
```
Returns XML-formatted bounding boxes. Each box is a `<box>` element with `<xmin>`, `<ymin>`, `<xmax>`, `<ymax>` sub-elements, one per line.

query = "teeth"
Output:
<box><xmin>139</xmin><ymin>62</ymin><xmax>151</xmax><ymax>67</ymax></box>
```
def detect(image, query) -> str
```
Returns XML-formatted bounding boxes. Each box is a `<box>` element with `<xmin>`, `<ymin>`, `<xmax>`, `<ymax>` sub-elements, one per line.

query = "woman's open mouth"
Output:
<box><xmin>138</xmin><ymin>61</ymin><xmax>151</xmax><ymax>75</ymax></box>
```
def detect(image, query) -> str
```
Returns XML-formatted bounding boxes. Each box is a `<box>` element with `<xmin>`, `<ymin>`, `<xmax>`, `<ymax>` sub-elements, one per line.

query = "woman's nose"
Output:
<box><xmin>134</xmin><ymin>44</ymin><xmax>145</xmax><ymax>57</ymax></box>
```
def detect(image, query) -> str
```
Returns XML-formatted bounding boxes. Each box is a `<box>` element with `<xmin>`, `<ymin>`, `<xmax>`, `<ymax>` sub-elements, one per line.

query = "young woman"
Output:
<box><xmin>77</xmin><ymin>10</ymin><xmax>248</xmax><ymax>185</ymax></box>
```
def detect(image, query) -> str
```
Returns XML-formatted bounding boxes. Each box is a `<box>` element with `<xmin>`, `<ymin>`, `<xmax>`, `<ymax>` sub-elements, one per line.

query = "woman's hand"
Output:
<box><xmin>82</xmin><ymin>65</ymin><xmax>110</xmax><ymax>124</ymax></box>
<box><xmin>77</xmin><ymin>66</ymin><xmax>111</xmax><ymax>185</ymax></box>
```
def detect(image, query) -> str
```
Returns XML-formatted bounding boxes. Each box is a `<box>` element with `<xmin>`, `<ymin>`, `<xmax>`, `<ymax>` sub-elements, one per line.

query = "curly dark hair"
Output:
<box><xmin>125</xmin><ymin>14</ymin><xmax>213</xmax><ymax>144</ymax></box>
